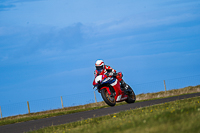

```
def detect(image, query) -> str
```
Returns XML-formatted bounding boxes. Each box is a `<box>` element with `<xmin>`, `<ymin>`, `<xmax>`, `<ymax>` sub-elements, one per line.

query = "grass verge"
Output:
<box><xmin>0</xmin><ymin>85</ymin><xmax>199</xmax><ymax>126</ymax></box>
<box><xmin>28</xmin><ymin>96</ymin><xmax>200</xmax><ymax>133</ymax></box>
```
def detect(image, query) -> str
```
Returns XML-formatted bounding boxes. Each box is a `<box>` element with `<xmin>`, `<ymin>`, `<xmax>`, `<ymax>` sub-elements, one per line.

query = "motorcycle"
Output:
<box><xmin>93</xmin><ymin>71</ymin><xmax>136</xmax><ymax>106</ymax></box>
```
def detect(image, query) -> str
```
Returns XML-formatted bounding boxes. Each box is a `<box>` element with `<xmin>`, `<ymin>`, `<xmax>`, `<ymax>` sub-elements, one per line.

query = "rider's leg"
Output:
<box><xmin>120</xmin><ymin>79</ymin><xmax>128</xmax><ymax>90</ymax></box>
<box><xmin>116</xmin><ymin>72</ymin><xmax>128</xmax><ymax>90</ymax></box>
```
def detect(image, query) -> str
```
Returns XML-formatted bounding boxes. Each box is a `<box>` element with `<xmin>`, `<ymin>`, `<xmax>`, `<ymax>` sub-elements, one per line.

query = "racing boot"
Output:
<box><xmin>120</xmin><ymin>79</ymin><xmax>133</xmax><ymax>94</ymax></box>
<box><xmin>120</xmin><ymin>79</ymin><xmax>129</xmax><ymax>91</ymax></box>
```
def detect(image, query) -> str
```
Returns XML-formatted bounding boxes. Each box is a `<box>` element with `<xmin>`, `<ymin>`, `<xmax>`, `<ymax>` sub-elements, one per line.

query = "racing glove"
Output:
<box><xmin>106</xmin><ymin>72</ymin><xmax>117</xmax><ymax>77</ymax></box>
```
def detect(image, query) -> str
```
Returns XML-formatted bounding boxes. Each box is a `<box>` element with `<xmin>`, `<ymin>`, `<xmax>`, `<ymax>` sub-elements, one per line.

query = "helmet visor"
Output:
<box><xmin>96</xmin><ymin>66</ymin><xmax>103</xmax><ymax>71</ymax></box>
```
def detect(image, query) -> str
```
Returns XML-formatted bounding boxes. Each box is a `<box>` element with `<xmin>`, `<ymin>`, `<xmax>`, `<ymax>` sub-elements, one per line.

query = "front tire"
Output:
<box><xmin>125</xmin><ymin>85</ymin><xmax>136</xmax><ymax>103</ymax></box>
<box><xmin>101</xmin><ymin>88</ymin><xmax>116</xmax><ymax>106</ymax></box>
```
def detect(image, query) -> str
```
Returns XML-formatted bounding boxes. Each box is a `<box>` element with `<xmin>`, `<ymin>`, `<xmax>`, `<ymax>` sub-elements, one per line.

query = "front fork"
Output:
<box><xmin>99</xmin><ymin>86</ymin><xmax>112</xmax><ymax>95</ymax></box>
<box><xmin>94</xmin><ymin>85</ymin><xmax>116</xmax><ymax>97</ymax></box>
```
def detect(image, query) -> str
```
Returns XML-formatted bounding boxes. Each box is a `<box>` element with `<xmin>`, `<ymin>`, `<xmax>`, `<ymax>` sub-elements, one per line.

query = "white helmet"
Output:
<box><xmin>95</xmin><ymin>60</ymin><xmax>104</xmax><ymax>71</ymax></box>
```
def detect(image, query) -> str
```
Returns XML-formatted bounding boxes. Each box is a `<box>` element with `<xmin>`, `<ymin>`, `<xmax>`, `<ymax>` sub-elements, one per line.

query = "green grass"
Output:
<box><xmin>0</xmin><ymin>85</ymin><xmax>199</xmax><ymax>126</ymax></box>
<box><xmin>29</xmin><ymin>96</ymin><xmax>200</xmax><ymax>133</ymax></box>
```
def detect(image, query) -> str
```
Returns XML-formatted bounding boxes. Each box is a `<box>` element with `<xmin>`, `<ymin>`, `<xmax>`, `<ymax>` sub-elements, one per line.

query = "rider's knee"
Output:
<box><xmin>116</xmin><ymin>72</ymin><xmax>123</xmax><ymax>81</ymax></box>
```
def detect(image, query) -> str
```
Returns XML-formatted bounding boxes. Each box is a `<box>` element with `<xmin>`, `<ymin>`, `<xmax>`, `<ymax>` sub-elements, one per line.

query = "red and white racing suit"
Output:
<box><xmin>94</xmin><ymin>65</ymin><xmax>123</xmax><ymax>82</ymax></box>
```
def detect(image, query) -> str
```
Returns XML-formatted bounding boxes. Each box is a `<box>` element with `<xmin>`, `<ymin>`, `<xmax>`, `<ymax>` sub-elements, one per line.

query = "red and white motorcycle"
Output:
<box><xmin>93</xmin><ymin>72</ymin><xmax>136</xmax><ymax>106</ymax></box>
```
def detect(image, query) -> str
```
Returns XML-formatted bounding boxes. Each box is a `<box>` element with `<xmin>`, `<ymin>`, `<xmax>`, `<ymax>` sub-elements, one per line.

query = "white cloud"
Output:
<box><xmin>87</xmin><ymin>11</ymin><xmax>199</xmax><ymax>37</ymax></box>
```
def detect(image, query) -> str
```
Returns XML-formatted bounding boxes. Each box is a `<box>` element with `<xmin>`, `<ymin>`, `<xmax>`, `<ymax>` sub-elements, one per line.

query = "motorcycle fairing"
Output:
<box><xmin>116</xmin><ymin>94</ymin><xmax>128</xmax><ymax>102</ymax></box>
<box><xmin>102</xmin><ymin>77</ymin><xmax>116</xmax><ymax>85</ymax></box>
<box><xmin>110</xmin><ymin>78</ymin><xmax>118</xmax><ymax>86</ymax></box>
<box><xmin>111</xmin><ymin>81</ymin><xmax>128</xmax><ymax>102</ymax></box>
<box><xmin>99</xmin><ymin>86</ymin><xmax>112</xmax><ymax>95</ymax></box>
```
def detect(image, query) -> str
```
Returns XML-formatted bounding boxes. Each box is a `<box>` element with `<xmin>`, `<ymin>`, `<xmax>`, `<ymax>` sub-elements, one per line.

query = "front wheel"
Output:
<box><xmin>125</xmin><ymin>85</ymin><xmax>136</xmax><ymax>103</ymax></box>
<box><xmin>101</xmin><ymin>88</ymin><xmax>116</xmax><ymax>106</ymax></box>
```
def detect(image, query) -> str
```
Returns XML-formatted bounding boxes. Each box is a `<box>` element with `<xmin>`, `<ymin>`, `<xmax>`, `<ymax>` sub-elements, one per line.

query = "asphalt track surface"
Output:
<box><xmin>0</xmin><ymin>93</ymin><xmax>200</xmax><ymax>133</ymax></box>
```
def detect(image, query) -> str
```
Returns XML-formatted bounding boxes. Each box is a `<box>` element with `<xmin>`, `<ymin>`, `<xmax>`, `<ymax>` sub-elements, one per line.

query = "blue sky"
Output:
<box><xmin>0</xmin><ymin>0</ymin><xmax>200</xmax><ymax>105</ymax></box>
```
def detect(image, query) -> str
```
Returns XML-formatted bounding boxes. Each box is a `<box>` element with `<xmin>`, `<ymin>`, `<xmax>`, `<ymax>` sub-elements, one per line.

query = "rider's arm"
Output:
<box><xmin>105</xmin><ymin>65</ymin><xmax>117</xmax><ymax>76</ymax></box>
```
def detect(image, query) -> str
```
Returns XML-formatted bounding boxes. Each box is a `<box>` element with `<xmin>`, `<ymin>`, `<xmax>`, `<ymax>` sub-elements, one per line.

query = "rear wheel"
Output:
<box><xmin>101</xmin><ymin>88</ymin><xmax>116</xmax><ymax>106</ymax></box>
<box><xmin>125</xmin><ymin>85</ymin><xmax>136</xmax><ymax>103</ymax></box>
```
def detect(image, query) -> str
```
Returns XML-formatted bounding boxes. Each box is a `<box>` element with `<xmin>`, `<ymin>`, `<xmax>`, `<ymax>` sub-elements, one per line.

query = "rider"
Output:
<box><xmin>94</xmin><ymin>59</ymin><xmax>128</xmax><ymax>91</ymax></box>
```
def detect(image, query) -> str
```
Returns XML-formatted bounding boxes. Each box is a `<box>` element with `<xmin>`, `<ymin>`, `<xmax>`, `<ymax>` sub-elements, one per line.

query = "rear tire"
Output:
<box><xmin>125</xmin><ymin>85</ymin><xmax>136</xmax><ymax>103</ymax></box>
<box><xmin>101</xmin><ymin>88</ymin><xmax>116</xmax><ymax>106</ymax></box>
